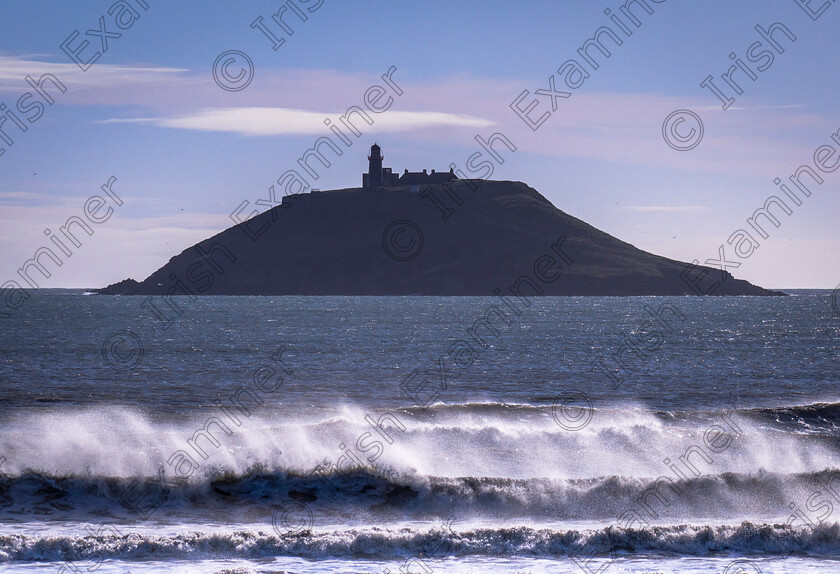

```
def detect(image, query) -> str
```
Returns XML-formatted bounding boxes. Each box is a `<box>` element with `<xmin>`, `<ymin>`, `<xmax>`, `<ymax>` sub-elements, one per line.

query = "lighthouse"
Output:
<box><xmin>367</xmin><ymin>143</ymin><xmax>383</xmax><ymax>187</ymax></box>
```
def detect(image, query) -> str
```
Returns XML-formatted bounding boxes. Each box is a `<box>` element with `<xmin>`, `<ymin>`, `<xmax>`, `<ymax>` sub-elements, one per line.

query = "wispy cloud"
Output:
<box><xmin>0</xmin><ymin>190</ymin><xmax>82</xmax><ymax>206</ymax></box>
<box><xmin>621</xmin><ymin>205</ymin><xmax>710</xmax><ymax>213</ymax></box>
<box><xmin>0</xmin><ymin>55</ymin><xmax>187</xmax><ymax>91</ymax></box>
<box><xmin>100</xmin><ymin>107</ymin><xmax>496</xmax><ymax>136</ymax></box>
<box><xmin>0</xmin><ymin>191</ymin><xmax>50</xmax><ymax>202</ymax></box>
<box><xmin>712</xmin><ymin>104</ymin><xmax>809</xmax><ymax>111</ymax></box>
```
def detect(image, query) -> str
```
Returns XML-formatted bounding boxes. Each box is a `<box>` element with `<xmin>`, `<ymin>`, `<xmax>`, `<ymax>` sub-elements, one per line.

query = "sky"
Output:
<box><xmin>0</xmin><ymin>0</ymin><xmax>838</xmax><ymax>290</ymax></box>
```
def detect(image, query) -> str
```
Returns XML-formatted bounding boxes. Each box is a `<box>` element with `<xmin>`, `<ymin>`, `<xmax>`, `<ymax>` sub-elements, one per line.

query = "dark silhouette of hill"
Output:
<box><xmin>98</xmin><ymin>181</ymin><xmax>782</xmax><ymax>296</ymax></box>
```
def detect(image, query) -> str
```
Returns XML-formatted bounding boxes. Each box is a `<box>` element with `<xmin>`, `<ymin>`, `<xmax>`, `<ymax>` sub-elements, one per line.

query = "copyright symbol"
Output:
<box><xmin>723</xmin><ymin>559</ymin><xmax>762</xmax><ymax>574</ymax></box>
<box><xmin>272</xmin><ymin>502</ymin><xmax>313</xmax><ymax>535</ymax></box>
<box><xmin>832</xmin><ymin>284</ymin><xmax>840</xmax><ymax>318</ymax></box>
<box><xmin>552</xmin><ymin>391</ymin><xmax>593</xmax><ymax>431</ymax></box>
<box><xmin>382</xmin><ymin>220</ymin><xmax>424</xmax><ymax>261</ymax></box>
<box><xmin>102</xmin><ymin>330</ymin><xmax>144</xmax><ymax>371</ymax></box>
<box><xmin>662</xmin><ymin>109</ymin><xmax>704</xmax><ymax>151</ymax></box>
<box><xmin>213</xmin><ymin>50</ymin><xmax>254</xmax><ymax>92</ymax></box>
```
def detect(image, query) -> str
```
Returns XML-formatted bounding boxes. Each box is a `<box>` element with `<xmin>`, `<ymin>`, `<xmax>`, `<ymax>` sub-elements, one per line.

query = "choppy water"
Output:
<box><xmin>1</xmin><ymin>290</ymin><xmax>839</xmax><ymax>573</ymax></box>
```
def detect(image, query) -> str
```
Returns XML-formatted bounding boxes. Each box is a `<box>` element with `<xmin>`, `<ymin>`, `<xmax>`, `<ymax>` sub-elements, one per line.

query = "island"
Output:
<box><xmin>98</xmin><ymin>145</ymin><xmax>782</xmax><ymax>297</ymax></box>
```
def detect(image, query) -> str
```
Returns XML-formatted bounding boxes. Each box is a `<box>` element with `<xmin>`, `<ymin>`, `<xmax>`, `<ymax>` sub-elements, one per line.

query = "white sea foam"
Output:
<box><xmin>0</xmin><ymin>402</ymin><xmax>836</xmax><ymax>481</ymax></box>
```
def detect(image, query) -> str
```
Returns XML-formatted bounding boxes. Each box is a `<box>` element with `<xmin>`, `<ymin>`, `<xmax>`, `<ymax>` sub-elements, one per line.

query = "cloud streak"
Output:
<box><xmin>100</xmin><ymin>107</ymin><xmax>496</xmax><ymax>136</ymax></box>
<box><xmin>0</xmin><ymin>55</ymin><xmax>188</xmax><ymax>92</ymax></box>
<box><xmin>621</xmin><ymin>205</ymin><xmax>710</xmax><ymax>213</ymax></box>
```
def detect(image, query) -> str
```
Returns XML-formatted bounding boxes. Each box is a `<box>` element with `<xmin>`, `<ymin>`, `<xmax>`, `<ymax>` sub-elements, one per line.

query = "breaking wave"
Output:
<box><xmin>2</xmin><ymin>467</ymin><xmax>840</xmax><ymax>522</ymax></box>
<box><xmin>2</xmin><ymin>402</ymin><xmax>840</xmax><ymax>523</ymax></box>
<box><xmin>2</xmin><ymin>522</ymin><xmax>839</xmax><ymax>561</ymax></box>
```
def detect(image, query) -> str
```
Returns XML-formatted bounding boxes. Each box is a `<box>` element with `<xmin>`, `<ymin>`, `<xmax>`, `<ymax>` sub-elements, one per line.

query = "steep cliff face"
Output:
<box><xmin>98</xmin><ymin>181</ymin><xmax>782</xmax><ymax>296</ymax></box>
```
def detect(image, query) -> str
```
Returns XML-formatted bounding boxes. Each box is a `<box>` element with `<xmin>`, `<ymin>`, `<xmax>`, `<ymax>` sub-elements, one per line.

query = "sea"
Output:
<box><xmin>1</xmin><ymin>289</ymin><xmax>839</xmax><ymax>573</ymax></box>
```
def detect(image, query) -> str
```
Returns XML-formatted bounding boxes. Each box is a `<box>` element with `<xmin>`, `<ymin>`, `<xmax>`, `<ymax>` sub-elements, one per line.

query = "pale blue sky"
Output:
<box><xmin>1</xmin><ymin>0</ymin><xmax>838</xmax><ymax>289</ymax></box>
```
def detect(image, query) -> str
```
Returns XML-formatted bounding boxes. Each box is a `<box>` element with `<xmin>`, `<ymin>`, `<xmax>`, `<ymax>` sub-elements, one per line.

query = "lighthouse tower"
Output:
<box><xmin>366</xmin><ymin>143</ymin><xmax>383</xmax><ymax>187</ymax></box>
